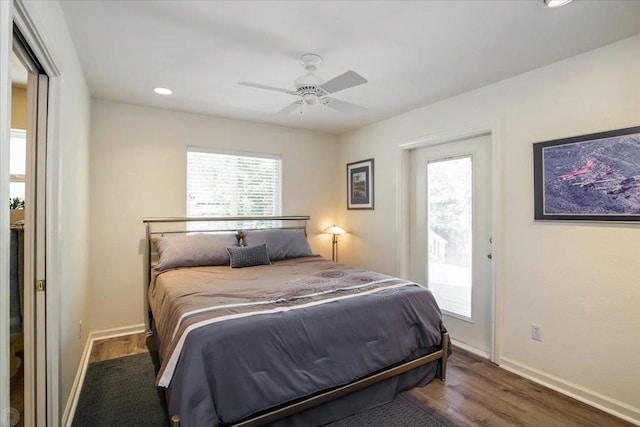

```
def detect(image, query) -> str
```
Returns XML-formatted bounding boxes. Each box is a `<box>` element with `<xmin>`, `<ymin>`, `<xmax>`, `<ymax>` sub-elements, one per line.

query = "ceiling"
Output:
<box><xmin>59</xmin><ymin>0</ymin><xmax>640</xmax><ymax>135</ymax></box>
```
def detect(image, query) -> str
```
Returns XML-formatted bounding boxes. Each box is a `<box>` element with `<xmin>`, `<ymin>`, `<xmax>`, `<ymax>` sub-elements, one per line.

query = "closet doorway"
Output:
<box><xmin>6</xmin><ymin>26</ymin><xmax>49</xmax><ymax>427</ymax></box>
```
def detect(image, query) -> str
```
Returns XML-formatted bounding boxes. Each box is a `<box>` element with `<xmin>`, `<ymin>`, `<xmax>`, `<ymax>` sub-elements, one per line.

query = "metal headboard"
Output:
<box><xmin>142</xmin><ymin>216</ymin><xmax>310</xmax><ymax>331</ymax></box>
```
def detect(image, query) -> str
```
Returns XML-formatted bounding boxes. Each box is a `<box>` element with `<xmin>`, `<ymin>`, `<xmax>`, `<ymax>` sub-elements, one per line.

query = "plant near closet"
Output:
<box><xmin>9</xmin><ymin>197</ymin><xmax>24</xmax><ymax>224</ymax></box>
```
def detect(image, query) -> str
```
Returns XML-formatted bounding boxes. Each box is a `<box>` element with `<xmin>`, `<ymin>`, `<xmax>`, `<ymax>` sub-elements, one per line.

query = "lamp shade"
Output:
<box><xmin>323</xmin><ymin>225</ymin><xmax>346</xmax><ymax>235</ymax></box>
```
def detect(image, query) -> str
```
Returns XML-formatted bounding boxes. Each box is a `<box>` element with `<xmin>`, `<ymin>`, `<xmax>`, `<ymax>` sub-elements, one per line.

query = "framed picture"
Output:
<box><xmin>347</xmin><ymin>158</ymin><xmax>374</xmax><ymax>210</ymax></box>
<box><xmin>533</xmin><ymin>125</ymin><xmax>640</xmax><ymax>221</ymax></box>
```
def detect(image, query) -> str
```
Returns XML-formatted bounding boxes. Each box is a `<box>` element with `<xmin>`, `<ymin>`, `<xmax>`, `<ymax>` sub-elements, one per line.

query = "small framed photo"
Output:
<box><xmin>533</xmin><ymin>125</ymin><xmax>640</xmax><ymax>221</ymax></box>
<box><xmin>347</xmin><ymin>158</ymin><xmax>374</xmax><ymax>210</ymax></box>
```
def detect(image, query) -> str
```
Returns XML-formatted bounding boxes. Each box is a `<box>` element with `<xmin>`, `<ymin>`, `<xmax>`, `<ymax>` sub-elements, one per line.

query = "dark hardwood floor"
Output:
<box><xmin>90</xmin><ymin>333</ymin><xmax>632</xmax><ymax>426</ymax></box>
<box><xmin>411</xmin><ymin>350</ymin><xmax>632</xmax><ymax>427</ymax></box>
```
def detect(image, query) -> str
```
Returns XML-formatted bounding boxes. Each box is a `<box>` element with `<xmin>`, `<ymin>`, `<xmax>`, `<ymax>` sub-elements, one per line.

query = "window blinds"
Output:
<box><xmin>187</xmin><ymin>148</ymin><xmax>282</xmax><ymax>219</ymax></box>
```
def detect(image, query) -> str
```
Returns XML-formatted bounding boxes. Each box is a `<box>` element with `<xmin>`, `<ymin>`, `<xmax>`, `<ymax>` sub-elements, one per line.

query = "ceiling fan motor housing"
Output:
<box><xmin>295</xmin><ymin>72</ymin><xmax>326</xmax><ymax>105</ymax></box>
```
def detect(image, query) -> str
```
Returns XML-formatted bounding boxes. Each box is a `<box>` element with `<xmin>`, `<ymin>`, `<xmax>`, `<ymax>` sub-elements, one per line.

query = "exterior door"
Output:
<box><xmin>409</xmin><ymin>134</ymin><xmax>493</xmax><ymax>357</ymax></box>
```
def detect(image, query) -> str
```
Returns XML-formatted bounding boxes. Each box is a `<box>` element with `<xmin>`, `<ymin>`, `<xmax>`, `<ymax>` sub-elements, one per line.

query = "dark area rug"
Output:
<box><xmin>325</xmin><ymin>392</ymin><xmax>455</xmax><ymax>427</ymax></box>
<box><xmin>72</xmin><ymin>352</ymin><xmax>168</xmax><ymax>427</ymax></box>
<box><xmin>73</xmin><ymin>352</ymin><xmax>454</xmax><ymax>426</ymax></box>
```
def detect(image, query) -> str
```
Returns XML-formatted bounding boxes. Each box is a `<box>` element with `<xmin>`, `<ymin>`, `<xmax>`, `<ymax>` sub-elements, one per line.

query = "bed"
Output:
<box><xmin>143</xmin><ymin>216</ymin><xmax>449</xmax><ymax>427</ymax></box>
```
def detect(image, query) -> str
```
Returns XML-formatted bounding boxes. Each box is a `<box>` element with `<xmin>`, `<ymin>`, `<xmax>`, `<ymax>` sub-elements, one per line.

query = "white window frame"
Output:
<box><xmin>186</xmin><ymin>146</ymin><xmax>282</xmax><ymax>221</ymax></box>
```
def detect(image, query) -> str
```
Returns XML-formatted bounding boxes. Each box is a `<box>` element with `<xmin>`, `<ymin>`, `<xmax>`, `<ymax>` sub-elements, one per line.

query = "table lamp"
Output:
<box><xmin>323</xmin><ymin>225</ymin><xmax>346</xmax><ymax>262</ymax></box>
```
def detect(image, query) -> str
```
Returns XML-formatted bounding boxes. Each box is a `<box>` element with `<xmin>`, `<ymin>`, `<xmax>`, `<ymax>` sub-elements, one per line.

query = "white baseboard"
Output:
<box><xmin>89</xmin><ymin>324</ymin><xmax>146</xmax><ymax>341</ymax></box>
<box><xmin>60</xmin><ymin>334</ymin><xmax>92</xmax><ymax>427</ymax></box>
<box><xmin>500</xmin><ymin>357</ymin><xmax>640</xmax><ymax>426</ymax></box>
<box><xmin>450</xmin><ymin>338</ymin><xmax>491</xmax><ymax>360</ymax></box>
<box><xmin>61</xmin><ymin>324</ymin><xmax>146</xmax><ymax>427</ymax></box>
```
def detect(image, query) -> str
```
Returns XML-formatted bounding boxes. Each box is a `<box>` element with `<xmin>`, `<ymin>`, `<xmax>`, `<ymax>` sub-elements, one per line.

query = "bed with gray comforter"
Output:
<box><xmin>149</xmin><ymin>255</ymin><xmax>447</xmax><ymax>426</ymax></box>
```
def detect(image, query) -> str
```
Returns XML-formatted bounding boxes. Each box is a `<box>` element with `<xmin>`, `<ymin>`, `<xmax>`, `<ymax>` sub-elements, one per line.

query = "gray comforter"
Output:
<box><xmin>149</xmin><ymin>256</ymin><xmax>445</xmax><ymax>426</ymax></box>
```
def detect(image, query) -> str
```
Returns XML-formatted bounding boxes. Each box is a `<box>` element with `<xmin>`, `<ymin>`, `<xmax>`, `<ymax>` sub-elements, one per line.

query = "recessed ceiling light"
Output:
<box><xmin>154</xmin><ymin>87</ymin><xmax>172</xmax><ymax>95</ymax></box>
<box><xmin>543</xmin><ymin>0</ymin><xmax>573</xmax><ymax>8</ymax></box>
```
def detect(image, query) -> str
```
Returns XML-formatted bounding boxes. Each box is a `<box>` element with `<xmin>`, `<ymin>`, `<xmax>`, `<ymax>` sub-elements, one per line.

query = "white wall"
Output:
<box><xmin>338</xmin><ymin>35</ymin><xmax>640</xmax><ymax>422</ymax></box>
<box><xmin>89</xmin><ymin>100</ymin><xmax>340</xmax><ymax>331</ymax></box>
<box><xmin>17</xmin><ymin>0</ymin><xmax>92</xmax><ymax>421</ymax></box>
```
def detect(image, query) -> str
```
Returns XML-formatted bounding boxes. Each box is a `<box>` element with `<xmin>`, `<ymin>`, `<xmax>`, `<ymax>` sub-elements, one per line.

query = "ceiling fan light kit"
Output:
<box><xmin>239</xmin><ymin>53</ymin><xmax>368</xmax><ymax>115</ymax></box>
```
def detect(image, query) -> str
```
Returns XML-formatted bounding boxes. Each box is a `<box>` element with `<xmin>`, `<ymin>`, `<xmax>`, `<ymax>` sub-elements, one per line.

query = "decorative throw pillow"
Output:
<box><xmin>239</xmin><ymin>229</ymin><xmax>313</xmax><ymax>261</ymax></box>
<box><xmin>227</xmin><ymin>243</ymin><xmax>271</xmax><ymax>268</ymax></box>
<box><xmin>154</xmin><ymin>233</ymin><xmax>239</xmax><ymax>271</ymax></box>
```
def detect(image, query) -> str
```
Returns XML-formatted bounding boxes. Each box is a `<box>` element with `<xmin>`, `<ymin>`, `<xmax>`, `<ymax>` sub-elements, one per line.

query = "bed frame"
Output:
<box><xmin>142</xmin><ymin>216</ymin><xmax>449</xmax><ymax>427</ymax></box>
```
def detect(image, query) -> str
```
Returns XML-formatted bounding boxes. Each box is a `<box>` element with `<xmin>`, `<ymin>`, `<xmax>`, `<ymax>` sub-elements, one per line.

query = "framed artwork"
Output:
<box><xmin>533</xmin><ymin>126</ymin><xmax>640</xmax><ymax>221</ymax></box>
<box><xmin>347</xmin><ymin>158</ymin><xmax>374</xmax><ymax>210</ymax></box>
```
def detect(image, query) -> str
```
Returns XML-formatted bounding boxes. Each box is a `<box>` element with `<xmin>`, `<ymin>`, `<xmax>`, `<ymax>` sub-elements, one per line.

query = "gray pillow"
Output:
<box><xmin>154</xmin><ymin>233</ymin><xmax>239</xmax><ymax>271</ymax></box>
<box><xmin>227</xmin><ymin>243</ymin><xmax>271</xmax><ymax>268</ymax></box>
<box><xmin>239</xmin><ymin>229</ymin><xmax>313</xmax><ymax>261</ymax></box>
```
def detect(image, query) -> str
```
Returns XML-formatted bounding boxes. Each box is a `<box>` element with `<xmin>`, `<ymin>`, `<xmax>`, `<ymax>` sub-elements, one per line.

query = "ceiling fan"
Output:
<box><xmin>239</xmin><ymin>53</ymin><xmax>368</xmax><ymax>115</ymax></box>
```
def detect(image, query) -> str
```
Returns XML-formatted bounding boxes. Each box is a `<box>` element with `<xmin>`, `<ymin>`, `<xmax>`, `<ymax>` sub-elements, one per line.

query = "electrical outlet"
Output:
<box><xmin>531</xmin><ymin>323</ymin><xmax>543</xmax><ymax>342</ymax></box>
<box><xmin>78</xmin><ymin>321</ymin><xmax>83</xmax><ymax>339</ymax></box>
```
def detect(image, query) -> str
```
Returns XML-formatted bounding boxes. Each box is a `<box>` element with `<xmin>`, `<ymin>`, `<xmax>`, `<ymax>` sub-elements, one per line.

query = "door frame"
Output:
<box><xmin>397</xmin><ymin>121</ymin><xmax>503</xmax><ymax>364</ymax></box>
<box><xmin>6</xmin><ymin>1</ymin><xmax>62</xmax><ymax>425</ymax></box>
<box><xmin>0</xmin><ymin>0</ymin><xmax>13</xmax><ymax>417</ymax></box>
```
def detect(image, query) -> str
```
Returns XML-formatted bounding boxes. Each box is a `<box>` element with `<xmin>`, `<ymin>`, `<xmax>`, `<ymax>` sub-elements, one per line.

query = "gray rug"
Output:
<box><xmin>73</xmin><ymin>352</ymin><xmax>454</xmax><ymax>426</ymax></box>
<box><xmin>72</xmin><ymin>353</ymin><xmax>168</xmax><ymax>426</ymax></box>
<box><xmin>325</xmin><ymin>392</ymin><xmax>454</xmax><ymax>427</ymax></box>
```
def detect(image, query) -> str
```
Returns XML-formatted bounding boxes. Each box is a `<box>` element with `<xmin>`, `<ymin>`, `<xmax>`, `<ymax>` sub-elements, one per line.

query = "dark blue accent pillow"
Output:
<box><xmin>226</xmin><ymin>243</ymin><xmax>271</xmax><ymax>268</ymax></box>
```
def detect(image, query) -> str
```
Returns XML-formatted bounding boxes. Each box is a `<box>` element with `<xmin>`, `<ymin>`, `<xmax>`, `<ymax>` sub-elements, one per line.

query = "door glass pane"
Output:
<box><xmin>427</xmin><ymin>156</ymin><xmax>472</xmax><ymax>318</ymax></box>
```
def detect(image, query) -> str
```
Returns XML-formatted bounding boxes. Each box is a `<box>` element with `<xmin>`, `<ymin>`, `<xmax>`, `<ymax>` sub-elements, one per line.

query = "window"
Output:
<box><xmin>427</xmin><ymin>156</ymin><xmax>473</xmax><ymax>318</ymax></box>
<box><xmin>10</xmin><ymin>129</ymin><xmax>27</xmax><ymax>201</ymax></box>
<box><xmin>187</xmin><ymin>147</ymin><xmax>282</xmax><ymax>223</ymax></box>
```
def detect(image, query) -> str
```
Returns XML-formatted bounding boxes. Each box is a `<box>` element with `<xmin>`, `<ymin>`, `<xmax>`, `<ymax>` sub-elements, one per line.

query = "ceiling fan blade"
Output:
<box><xmin>239</xmin><ymin>82</ymin><xmax>297</xmax><ymax>96</ymax></box>
<box><xmin>275</xmin><ymin>101</ymin><xmax>303</xmax><ymax>115</ymax></box>
<box><xmin>323</xmin><ymin>97</ymin><xmax>367</xmax><ymax>114</ymax></box>
<box><xmin>319</xmin><ymin>71</ymin><xmax>367</xmax><ymax>94</ymax></box>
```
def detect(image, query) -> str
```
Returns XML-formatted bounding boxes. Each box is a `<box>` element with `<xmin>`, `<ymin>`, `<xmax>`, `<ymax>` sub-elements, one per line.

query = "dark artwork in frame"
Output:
<box><xmin>533</xmin><ymin>126</ymin><xmax>640</xmax><ymax>221</ymax></box>
<box><xmin>347</xmin><ymin>158</ymin><xmax>374</xmax><ymax>210</ymax></box>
